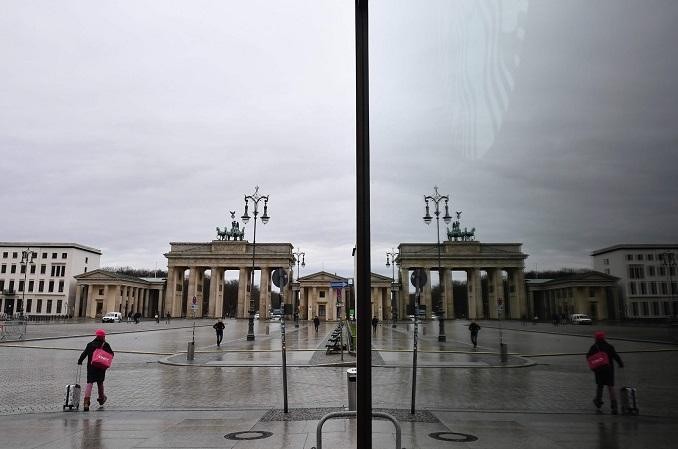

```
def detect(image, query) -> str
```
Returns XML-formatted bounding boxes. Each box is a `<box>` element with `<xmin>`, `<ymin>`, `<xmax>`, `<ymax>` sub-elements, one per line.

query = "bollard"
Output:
<box><xmin>186</xmin><ymin>341</ymin><xmax>195</xmax><ymax>361</ymax></box>
<box><xmin>346</xmin><ymin>368</ymin><xmax>357</xmax><ymax>411</ymax></box>
<box><xmin>266</xmin><ymin>325</ymin><xmax>269</xmax><ymax>335</ymax></box>
<box><xmin>500</xmin><ymin>343</ymin><xmax>508</xmax><ymax>363</ymax></box>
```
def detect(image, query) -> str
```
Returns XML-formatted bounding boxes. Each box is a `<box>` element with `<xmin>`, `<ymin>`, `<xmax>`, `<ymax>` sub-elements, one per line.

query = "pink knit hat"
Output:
<box><xmin>594</xmin><ymin>331</ymin><xmax>605</xmax><ymax>341</ymax></box>
<box><xmin>95</xmin><ymin>329</ymin><xmax>106</xmax><ymax>338</ymax></box>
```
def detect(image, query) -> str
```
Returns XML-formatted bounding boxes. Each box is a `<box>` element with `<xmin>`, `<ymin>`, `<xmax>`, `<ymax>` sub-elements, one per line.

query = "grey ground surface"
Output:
<box><xmin>1</xmin><ymin>318</ymin><xmax>677</xmax><ymax>448</ymax></box>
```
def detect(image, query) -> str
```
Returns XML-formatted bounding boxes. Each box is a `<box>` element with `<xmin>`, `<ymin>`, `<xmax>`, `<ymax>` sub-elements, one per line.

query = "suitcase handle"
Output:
<box><xmin>75</xmin><ymin>364</ymin><xmax>82</xmax><ymax>385</ymax></box>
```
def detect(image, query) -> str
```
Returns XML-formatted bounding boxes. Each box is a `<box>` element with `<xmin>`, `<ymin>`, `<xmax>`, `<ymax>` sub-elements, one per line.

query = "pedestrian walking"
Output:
<box><xmin>213</xmin><ymin>319</ymin><xmax>225</xmax><ymax>347</ymax></box>
<box><xmin>166</xmin><ymin>312</ymin><xmax>171</xmax><ymax>324</ymax></box>
<box><xmin>77</xmin><ymin>329</ymin><xmax>114</xmax><ymax>412</ymax></box>
<box><xmin>134</xmin><ymin>312</ymin><xmax>141</xmax><ymax>324</ymax></box>
<box><xmin>371</xmin><ymin>316</ymin><xmax>378</xmax><ymax>335</ymax></box>
<box><xmin>468</xmin><ymin>321</ymin><xmax>481</xmax><ymax>349</ymax></box>
<box><xmin>587</xmin><ymin>331</ymin><xmax>624</xmax><ymax>414</ymax></box>
<box><xmin>313</xmin><ymin>316</ymin><xmax>320</xmax><ymax>333</ymax></box>
<box><xmin>154</xmin><ymin>313</ymin><xmax>159</xmax><ymax>324</ymax></box>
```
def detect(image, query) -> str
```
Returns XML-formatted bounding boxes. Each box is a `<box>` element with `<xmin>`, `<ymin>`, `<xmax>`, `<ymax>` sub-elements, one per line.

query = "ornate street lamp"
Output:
<box><xmin>662</xmin><ymin>252</ymin><xmax>676</xmax><ymax>318</ymax></box>
<box><xmin>386</xmin><ymin>248</ymin><xmax>399</xmax><ymax>328</ymax></box>
<box><xmin>292</xmin><ymin>248</ymin><xmax>305</xmax><ymax>328</ymax></box>
<box><xmin>241</xmin><ymin>186</ymin><xmax>270</xmax><ymax>341</ymax></box>
<box><xmin>423</xmin><ymin>186</ymin><xmax>452</xmax><ymax>342</ymax></box>
<box><xmin>20</xmin><ymin>248</ymin><xmax>36</xmax><ymax>317</ymax></box>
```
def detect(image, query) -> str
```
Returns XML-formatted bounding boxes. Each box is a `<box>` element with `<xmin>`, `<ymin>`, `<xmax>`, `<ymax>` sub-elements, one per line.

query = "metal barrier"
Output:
<box><xmin>312</xmin><ymin>410</ymin><xmax>402</xmax><ymax>449</ymax></box>
<box><xmin>0</xmin><ymin>319</ymin><xmax>28</xmax><ymax>341</ymax></box>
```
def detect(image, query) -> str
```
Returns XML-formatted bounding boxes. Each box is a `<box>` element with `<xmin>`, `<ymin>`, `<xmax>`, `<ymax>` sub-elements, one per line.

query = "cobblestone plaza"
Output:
<box><xmin>0</xmin><ymin>318</ymin><xmax>677</xmax><ymax>448</ymax></box>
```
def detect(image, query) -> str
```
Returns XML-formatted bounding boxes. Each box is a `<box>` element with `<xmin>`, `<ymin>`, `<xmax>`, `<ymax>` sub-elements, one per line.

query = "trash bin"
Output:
<box><xmin>187</xmin><ymin>341</ymin><xmax>195</xmax><ymax>361</ymax></box>
<box><xmin>346</xmin><ymin>368</ymin><xmax>357</xmax><ymax>411</ymax></box>
<box><xmin>500</xmin><ymin>343</ymin><xmax>508</xmax><ymax>363</ymax></box>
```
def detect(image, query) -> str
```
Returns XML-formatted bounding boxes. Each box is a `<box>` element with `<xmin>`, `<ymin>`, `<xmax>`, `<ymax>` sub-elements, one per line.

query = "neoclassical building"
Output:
<box><xmin>396</xmin><ymin>241</ymin><xmax>528</xmax><ymax>320</ymax></box>
<box><xmin>74</xmin><ymin>269</ymin><xmax>165</xmax><ymax>318</ymax></box>
<box><xmin>296</xmin><ymin>271</ymin><xmax>392</xmax><ymax>321</ymax></box>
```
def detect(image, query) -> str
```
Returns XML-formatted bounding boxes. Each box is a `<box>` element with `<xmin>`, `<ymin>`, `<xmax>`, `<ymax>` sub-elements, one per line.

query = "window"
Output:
<box><xmin>42</xmin><ymin>252</ymin><xmax>47</xmax><ymax>259</ymax></box>
<box><xmin>671</xmin><ymin>267</ymin><xmax>677</xmax><ymax>277</ymax></box>
<box><xmin>637</xmin><ymin>254</ymin><xmax>643</xmax><ymax>261</ymax></box>
<box><xmin>659</xmin><ymin>266</ymin><xmax>666</xmax><ymax>276</ymax></box>
<box><xmin>603</xmin><ymin>258</ymin><xmax>609</xmax><ymax>265</ymax></box>
<box><xmin>319</xmin><ymin>291</ymin><xmax>326</xmax><ymax>298</ymax></box>
<box><xmin>46</xmin><ymin>300</ymin><xmax>53</xmax><ymax>313</ymax></box>
<box><xmin>40</xmin><ymin>264</ymin><xmax>46</xmax><ymax>274</ymax></box>
<box><xmin>2</xmin><ymin>252</ymin><xmax>7</xmax><ymax>258</ymax></box>
<box><xmin>640</xmin><ymin>282</ymin><xmax>647</xmax><ymax>295</ymax></box>
<box><xmin>26</xmin><ymin>299</ymin><xmax>32</xmax><ymax>313</ymax></box>
<box><xmin>0</xmin><ymin>280</ymin><xmax>4</xmax><ymax>291</ymax></box>
<box><xmin>50</xmin><ymin>266</ymin><xmax>55</xmax><ymax>277</ymax></box>
<box><xmin>10</xmin><ymin>265</ymin><xmax>16</xmax><ymax>274</ymax></box>
<box><xmin>57</xmin><ymin>300</ymin><xmax>63</xmax><ymax>313</ymax></box>
<box><xmin>629</xmin><ymin>282</ymin><xmax>637</xmax><ymax>295</ymax></box>
<box><xmin>28</xmin><ymin>280</ymin><xmax>34</xmax><ymax>292</ymax></box>
<box><xmin>650</xmin><ymin>282</ymin><xmax>658</xmax><ymax>295</ymax></box>
<box><xmin>30</xmin><ymin>264</ymin><xmax>36</xmax><ymax>274</ymax></box>
<box><xmin>84</xmin><ymin>267</ymin><xmax>87</xmax><ymax>273</ymax></box>
<box><xmin>38</xmin><ymin>280</ymin><xmax>44</xmax><ymax>292</ymax></box>
<box><xmin>631</xmin><ymin>302</ymin><xmax>639</xmax><ymax>316</ymax></box>
<box><xmin>589</xmin><ymin>287</ymin><xmax>595</xmax><ymax>297</ymax></box>
<box><xmin>12</xmin><ymin>252</ymin><xmax>18</xmax><ymax>258</ymax></box>
<box><xmin>18</xmin><ymin>280</ymin><xmax>24</xmax><ymax>292</ymax></box>
<box><xmin>51</xmin><ymin>253</ymin><xmax>57</xmax><ymax>259</ymax></box>
<box><xmin>20</xmin><ymin>264</ymin><xmax>26</xmax><ymax>274</ymax></box>
<box><xmin>648</xmin><ymin>254</ymin><xmax>654</xmax><ymax>261</ymax></box>
<box><xmin>626</xmin><ymin>254</ymin><xmax>633</xmax><ymax>261</ymax></box>
<box><xmin>652</xmin><ymin>302</ymin><xmax>660</xmax><ymax>315</ymax></box>
<box><xmin>9</xmin><ymin>280</ymin><xmax>14</xmax><ymax>291</ymax></box>
<box><xmin>48</xmin><ymin>280</ymin><xmax>54</xmax><ymax>292</ymax></box>
<box><xmin>58</xmin><ymin>280</ymin><xmax>64</xmax><ymax>293</ymax></box>
<box><xmin>85</xmin><ymin>257</ymin><xmax>88</xmax><ymax>263</ymax></box>
<box><xmin>99</xmin><ymin>288</ymin><xmax>104</xmax><ymax>295</ymax></box>
<box><xmin>642</xmin><ymin>302</ymin><xmax>649</xmax><ymax>316</ymax></box>
<box><xmin>664</xmin><ymin>302</ymin><xmax>671</xmax><ymax>315</ymax></box>
<box><xmin>628</xmin><ymin>265</ymin><xmax>644</xmax><ymax>279</ymax></box>
<box><xmin>673</xmin><ymin>282</ymin><xmax>678</xmax><ymax>295</ymax></box>
<box><xmin>62</xmin><ymin>252</ymin><xmax>67</xmax><ymax>259</ymax></box>
<box><xmin>36</xmin><ymin>300</ymin><xmax>42</xmax><ymax>313</ymax></box>
<box><xmin>648</xmin><ymin>266</ymin><xmax>656</xmax><ymax>276</ymax></box>
<box><xmin>0</xmin><ymin>264</ymin><xmax>5</xmax><ymax>273</ymax></box>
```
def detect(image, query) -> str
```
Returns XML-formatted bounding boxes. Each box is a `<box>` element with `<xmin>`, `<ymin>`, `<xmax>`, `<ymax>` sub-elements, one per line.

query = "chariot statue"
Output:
<box><xmin>216</xmin><ymin>211</ymin><xmax>246</xmax><ymax>241</ymax></box>
<box><xmin>446</xmin><ymin>210</ymin><xmax>476</xmax><ymax>242</ymax></box>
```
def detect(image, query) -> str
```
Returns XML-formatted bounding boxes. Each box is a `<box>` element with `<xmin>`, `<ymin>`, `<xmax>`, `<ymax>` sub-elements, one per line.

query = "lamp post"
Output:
<box><xmin>20</xmin><ymin>248</ymin><xmax>35</xmax><ymax>318</ymax></box>
<box><xmin>423</xmin><ymin>186</ymin><xmax>452</xmax><ymax>342</ymax></box>
<box><xmin>292</xmin><ymin>248</ymin><xmax>305</xmax><ymax>328</ymax></box>
<box><xmin>662</xmin><ymin>252</ymin><xmax>676</xmax><ymax>318</ymax></box>
<box><xmin>241</xmin><ymin>186</ymin><xmax>270</xmax><ymax>341</ymax></box>
<box><xmin>386</xmin><ymin>248</ymin><xmax>399</xmax><ymax>328</ymax></box>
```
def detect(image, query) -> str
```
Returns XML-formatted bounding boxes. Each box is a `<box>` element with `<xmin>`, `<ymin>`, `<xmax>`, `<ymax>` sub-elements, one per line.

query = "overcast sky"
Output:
<box><xmin>2</xmin><ymin>0</ymin><xmax>677</xmax><ymax>281</ymax></box>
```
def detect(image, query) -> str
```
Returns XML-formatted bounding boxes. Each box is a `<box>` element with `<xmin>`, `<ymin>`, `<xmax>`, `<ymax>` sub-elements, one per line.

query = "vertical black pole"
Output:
<box><xmin>355</xmin><ymin>0</ymin><xmax>372</xmax><ymax>447</ymax></box>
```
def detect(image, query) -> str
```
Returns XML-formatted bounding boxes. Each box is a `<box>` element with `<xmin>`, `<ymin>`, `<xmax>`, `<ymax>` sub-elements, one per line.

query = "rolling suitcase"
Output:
<box><xmin>63</xmin><ymin>366</ymin><xmax>82</xmax><ymax>411</ymax></box>
<box><xmin>619</xmin><ymin>386</ymin><xmax>639</xmax><ymax>416</ymax></box>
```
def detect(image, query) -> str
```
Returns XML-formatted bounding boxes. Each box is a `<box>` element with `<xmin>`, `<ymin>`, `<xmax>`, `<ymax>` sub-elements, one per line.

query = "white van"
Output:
<box><xmin>102</xmin><ymin>312</ymin><xmax>123</xmax><ymax>323</ymax></box>
<box><xmin>570</xmin><ymin>313</ymin><xmax>592</xmax><ymax>325</ymax></box>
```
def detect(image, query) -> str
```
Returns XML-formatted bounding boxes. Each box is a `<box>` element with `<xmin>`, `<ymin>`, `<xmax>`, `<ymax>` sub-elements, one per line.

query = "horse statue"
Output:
<box><xmin>216</xmin><ymin>226</ymin><xmax>228</xmax><ymax>240</ymax></box>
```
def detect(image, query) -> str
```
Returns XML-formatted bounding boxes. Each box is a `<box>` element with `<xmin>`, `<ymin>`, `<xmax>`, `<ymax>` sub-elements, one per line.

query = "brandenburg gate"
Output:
<box><xmin>396</xmin><ymin>241</ymin><xmax>528</xmax><ymax>320</ymax></box>
<box><xmin>164</xmin><ymin>240</ymin><xmax>294</xmax><ymax>319</ymax></box>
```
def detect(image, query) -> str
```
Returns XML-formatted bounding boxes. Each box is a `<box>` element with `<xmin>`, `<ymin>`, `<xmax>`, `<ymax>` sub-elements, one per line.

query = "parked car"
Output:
<box><xmin>570</xmin><ymin>313</ymin><xmax>592</xmax><ymax>325</ymax></box>
<box><xmin>101</xmin><ymin>312</ymin><xmax>122</xmax><ymax>323</ymax></box>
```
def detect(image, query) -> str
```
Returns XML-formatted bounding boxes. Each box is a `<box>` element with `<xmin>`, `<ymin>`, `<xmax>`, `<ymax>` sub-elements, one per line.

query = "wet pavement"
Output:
<box><xmin>0</xmin><ymin>318</ymin><xmax>677</xmax><ymax>448</ymax></box>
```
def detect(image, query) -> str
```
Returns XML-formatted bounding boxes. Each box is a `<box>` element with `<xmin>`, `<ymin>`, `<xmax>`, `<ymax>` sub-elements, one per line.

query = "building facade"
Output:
<box><xmin>592</xmin><ymin>244</ymin><xmax>678</xmax><ymax>319</ymax></box>
<box><xmin>74</xmin><ymin>270</ymin><xmax>166</xmax><ymax>318</ymax></box>
<box><xmin>526</xmin><ymin>271</ymin><xmax>620</xmax><ymax>321</ymax></box>
<box><xmin>0</xmin><ymin>242</ymin><xmax>101</xmax><ymax>317</ymax></box>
